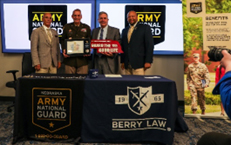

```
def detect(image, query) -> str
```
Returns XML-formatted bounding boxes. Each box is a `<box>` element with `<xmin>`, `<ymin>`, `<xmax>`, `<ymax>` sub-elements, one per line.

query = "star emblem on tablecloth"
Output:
<box><xmin>49</xmin><ymin>122</ymin><xmax>54</xmax><ymax>128</ymax></box>
<box><xmin>137</xmin><ymin>106</ymin><xmax>143</xmax><ymax>111</ymax></box>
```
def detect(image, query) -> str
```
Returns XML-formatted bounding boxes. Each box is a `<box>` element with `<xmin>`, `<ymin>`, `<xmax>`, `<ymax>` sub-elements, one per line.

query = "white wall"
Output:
<box><xmin>0</xmin><ymin>23</ymin><xmax>23</xmax><ymax>96</ymax></box>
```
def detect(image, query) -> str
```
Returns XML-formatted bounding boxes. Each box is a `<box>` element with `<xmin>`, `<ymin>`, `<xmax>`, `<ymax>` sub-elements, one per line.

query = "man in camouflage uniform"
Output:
<box><xmin>187</xmin><ymin>53</ymin><xmax>210</xmax><ymax>115</ymax></box>
<box><xmin>61</xmin><ymin>9</ymin><xmax>91</xmax><ymax>74</ymax></box>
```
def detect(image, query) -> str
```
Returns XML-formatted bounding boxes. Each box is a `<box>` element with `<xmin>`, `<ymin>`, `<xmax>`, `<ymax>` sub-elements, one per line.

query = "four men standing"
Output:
<box><xmin>31</xmin><ymin>10</ymin><xmax>154</xmax><ymax>75</ymax></box>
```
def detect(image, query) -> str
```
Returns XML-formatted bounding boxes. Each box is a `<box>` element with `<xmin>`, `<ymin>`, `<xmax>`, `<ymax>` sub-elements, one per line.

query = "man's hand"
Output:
<box><xmin>144</xmin><ymin>63</ymin><xmax>151</xmax><ymax>70</ymax></box>
<box><xmin>57</xmin><ymin>62</ymin><xmax>61</xmax><ymax>69</ymax></box>
<box><xmin>35</xmin><ymin>64</ymin><xmax>41</xmax><ymax>71</ymax></box>
<box><xmin>104</xmin><ymin>52</ymin><xmax>113</xmax><ymax>57</ymax></box>
<box><xmin>221</xmin><ymin>50</ymin><xmax>231</xmax><ymax>73</ymax></box>
<box><xmin>121</xmin><ymin>63</ymin><xmax>125</xmax><ymax>70</ymax></box>
<box><xmin>63</xmin><ymin>49</ymin><xmax>70</xmax><ymax>58</ymax></box>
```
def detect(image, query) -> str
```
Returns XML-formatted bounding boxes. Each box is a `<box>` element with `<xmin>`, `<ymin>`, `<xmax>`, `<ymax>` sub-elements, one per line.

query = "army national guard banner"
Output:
<box><xmin>13</xmin><ymin>74</ymin><xmax>85</xmax><ymax>143</ymax></box>
<box><xmin>81</xmin><ymin>75</ymin><xmax>188</xmax><ymax>145</ymax></box>
<box><xmin>125</xmin><ymin>5</ymin><xmax>165</xmax><ymax>45</ymax></box>
<box><xmin>28</xmin><ymin>5</ymin><xmax>67</xmax><ymax>41</ymax></box>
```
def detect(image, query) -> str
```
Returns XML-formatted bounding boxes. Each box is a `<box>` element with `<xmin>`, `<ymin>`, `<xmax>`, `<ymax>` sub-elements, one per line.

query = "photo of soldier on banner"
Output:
<box><xmin>183</xmin><ymin>0</ymin><xmax>231</xmax><ymax>118</ymax></box>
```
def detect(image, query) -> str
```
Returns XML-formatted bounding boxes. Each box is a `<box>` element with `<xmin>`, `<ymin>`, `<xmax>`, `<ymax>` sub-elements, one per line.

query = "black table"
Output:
<box><xmin>13</xmin><ymin>74</ymin><xmax>86</xmax><ymax>144</ymax></box>
<box><xmin>81</xmin><ymin>75</ymin><xmax>188</xmax><ymax>144</ymax></box>
<box><xmin>13</xmin><ymin>74</ymin><xmax>188</xmax><ymax>144</ymax></box>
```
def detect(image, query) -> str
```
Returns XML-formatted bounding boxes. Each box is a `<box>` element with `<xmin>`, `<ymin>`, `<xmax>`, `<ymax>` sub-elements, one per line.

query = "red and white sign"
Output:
<box><xmin>91</xmin><ymin>39</ymin><xmax>124</xmax><ymax>53</ymax></box>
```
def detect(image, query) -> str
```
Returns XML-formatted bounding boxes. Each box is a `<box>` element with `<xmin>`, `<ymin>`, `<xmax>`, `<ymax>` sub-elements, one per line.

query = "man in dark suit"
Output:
<box><xmin>121</xmin><ymin>10</ymin><xmax>154</xmax><ymax>75</ymax></box>
<box><xmin>31</xmin><ymin>13</ymin><xmax>61</xmax><ymax>73</ymax></box>
<box><xmin>92</xmin><ymin>11</ymin><xmax>120</xmax><ymax>74</ymax></box>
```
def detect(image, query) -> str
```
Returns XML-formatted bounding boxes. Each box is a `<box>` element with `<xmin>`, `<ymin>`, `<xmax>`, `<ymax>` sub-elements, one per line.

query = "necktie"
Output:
<box><xmin>99</xmin><ymin>28</ymin><xmax>104</xmax><ymax>40</ymax></box>
<box><xmin>127</xmin><ymin>26</ymin><xmax>134</xmax><ymax>43</ymax></box>
<box><xmin>47</xmin><ymin>29</ymin><xmax>52</xmax><ymax>42</ymax></box>
<box><xmin>97</xmin><ymin>29</ymin><xmax>104</xmax><ymax>57</ymax></box>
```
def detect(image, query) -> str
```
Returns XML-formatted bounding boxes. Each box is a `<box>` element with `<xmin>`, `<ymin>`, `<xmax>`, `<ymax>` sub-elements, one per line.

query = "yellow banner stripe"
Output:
<box><xmin>137</xmin><ymin>12</ymin><xmax>162</xmax><ymax>13</ymax></box>
<box><xmin>32</xmin><ymin>12</ymin><xmax>63</xmax><ymax>13</ymax></box>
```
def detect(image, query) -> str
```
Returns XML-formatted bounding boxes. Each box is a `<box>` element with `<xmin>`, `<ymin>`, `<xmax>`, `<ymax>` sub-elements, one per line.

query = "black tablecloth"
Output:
<box><xmin>81</xmin><ymin>75</ymin><xmax>188</xmax><ymax>144</ymax></box>
<box><xmin>13</xmin><ymin>74</ymin><xmax>85</xmax><ymax>143</ymax></box>
<box><xmin>13</xmin><ymin>74</ymin><xmax>188</xmax><ymax>144</ymax></box>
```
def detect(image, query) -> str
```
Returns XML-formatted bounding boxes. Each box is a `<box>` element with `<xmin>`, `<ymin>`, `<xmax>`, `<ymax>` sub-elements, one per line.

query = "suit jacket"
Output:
<box><xmin>92</xmin><ymin>25</ymin><xmax>120</xmax><ymax>74</ymax></box>
<box><xmin>31</xmin><ymin>26</ymin><xmax>61</xmax><ymax>68</ymax></box>
<box><xmin>121</xmin><ymin>23</ymin><xmax>154</xmax><ymax>69</ymax></box>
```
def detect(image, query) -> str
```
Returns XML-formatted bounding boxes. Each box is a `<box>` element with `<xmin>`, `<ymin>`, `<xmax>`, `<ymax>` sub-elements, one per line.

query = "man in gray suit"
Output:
<box><xmin>92</xmin><ymin>11</ymin><xmax>120</xmax><ymax>74</ymax></box>
<box><xmin>31</xmin><ymin>13</ymin><xmax>61</xmax><ymax>73</ymax></box>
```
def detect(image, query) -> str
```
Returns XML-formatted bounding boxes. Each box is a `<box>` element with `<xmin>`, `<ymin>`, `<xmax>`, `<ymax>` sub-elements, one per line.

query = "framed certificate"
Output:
<box><xmin>65</xmin><ymin>39</ymin><xmax>90</xmax><ymax>56</ymax></box>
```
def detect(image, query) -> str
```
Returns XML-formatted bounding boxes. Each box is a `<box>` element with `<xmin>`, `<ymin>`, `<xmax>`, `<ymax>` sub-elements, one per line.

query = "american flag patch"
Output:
<box><xmin>81</xmin><ymin>28</ymin><xmax>87</xmax><ymax>32</ymax></box>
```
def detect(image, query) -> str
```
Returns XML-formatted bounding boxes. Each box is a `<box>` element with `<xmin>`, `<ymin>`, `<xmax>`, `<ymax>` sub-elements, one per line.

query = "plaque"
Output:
<box><xmin>65</xmin><ymin>39</ymin><xmax>90</xmax><ymax>56</ymax></box>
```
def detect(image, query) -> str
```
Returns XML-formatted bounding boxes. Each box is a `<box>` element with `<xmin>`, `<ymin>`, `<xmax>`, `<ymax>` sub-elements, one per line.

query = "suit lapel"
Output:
<box><xmin>124</xmin><ymin>26</ymin><xmax>129</xmax><ymax>43</ymax></box>
<box><xmin>106</xmin><ymin>26</ymin><xmax>111</xmax><ymax>40</ymax></box>
<box><xmin>93</xmin><ymin>28</ymin><xmax>100</xmax><ymax>39</ymax></box>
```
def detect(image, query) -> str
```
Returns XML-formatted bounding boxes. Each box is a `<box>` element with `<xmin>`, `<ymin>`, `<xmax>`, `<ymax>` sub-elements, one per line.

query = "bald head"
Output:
<box><xmin>127</xmin><ymin>11</ymin><xmax>138</xmax><ymax>25</ymax></box>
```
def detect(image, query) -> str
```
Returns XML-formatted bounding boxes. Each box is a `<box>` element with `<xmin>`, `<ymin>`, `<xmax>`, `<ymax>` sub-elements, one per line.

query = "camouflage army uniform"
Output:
<box><xmin>187</xmin><ymin>62</ymin><xmax>210</xmax><ymax>111</ymax></box>
<box><xmin>61</xmin><ymin>22</ymin><xmax>91</xmax><ymax>74</ymax></box>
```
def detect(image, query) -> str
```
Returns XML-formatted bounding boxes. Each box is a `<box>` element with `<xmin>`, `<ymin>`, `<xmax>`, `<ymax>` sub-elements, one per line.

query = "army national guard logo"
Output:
<box><xmin>115</xmin><ymin>86</ymin><xmax>164</xmax><ymax>115</ymax></box>
<box><xmin>28</xmin><ymin>5</ymin><xmax>67</xmax><ymax>40</ymax></box>
<box><xmin>190</xmin><ymin>2</ymin><xmax>202</xmax><ymax>14</ymax></box>
<box><xmin>32</xmin><ymin>88</ymin><xmax>72</xmax><ymax>133</ymax></box>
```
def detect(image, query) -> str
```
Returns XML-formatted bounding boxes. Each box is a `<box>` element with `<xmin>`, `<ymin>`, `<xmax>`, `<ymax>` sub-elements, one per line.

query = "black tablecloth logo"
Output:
<box><xmin>190</xmin><ymin>2</ymin><xmax>202</xmax><ymax>14</ymax></box>
<box><xmin>28</xmin><ymin>5</ymin><xmax>67</xmax><ymax>40</ymax></box>
<box><xmin>112</xmin><ymin>117</ymin><xmax>169</xmax><ymax>131</ymax></box>
<box><xmin>125</xmin><ymin>5</ymin><xmax>166</xmax><ymax>45</ymax></box>
<box><xmin>32</xmin><ymin>88</ymin><xmax>72</xmax><ymax>133</ymax></box>
<box><xmin>114</xmin><ymin>86</ymin><xmax>169</xmax><ymax>131</ymax></box>
<box><xmin>115</xmin><ymin>86</ymin><xmax>164</xmax><ymax>115</ymax></box>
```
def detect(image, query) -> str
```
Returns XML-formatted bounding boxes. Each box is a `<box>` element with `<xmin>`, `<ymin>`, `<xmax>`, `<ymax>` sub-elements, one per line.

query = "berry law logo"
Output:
<box><xmin>115</xmin><ymin>86</ymin><xmax>164</xmax><ymax>115</ymax></box>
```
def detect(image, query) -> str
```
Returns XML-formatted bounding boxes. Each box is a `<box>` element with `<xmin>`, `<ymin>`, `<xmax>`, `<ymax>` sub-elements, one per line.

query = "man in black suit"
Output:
<box><xmin>92</xmin><ymin>11</ymin><xmax>120</xmax><ymax>74</ymax></box>
<box><xmin>121</xmin><ymin>10</ymin><xmax>154</xmax><ymax>75</ymax></box>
